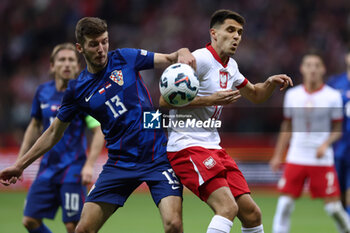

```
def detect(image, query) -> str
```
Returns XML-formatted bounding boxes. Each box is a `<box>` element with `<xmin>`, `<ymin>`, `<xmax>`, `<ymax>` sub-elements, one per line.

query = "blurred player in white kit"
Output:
<box><xmin>270</xmin><ymin>52</ymin><xmax>350</xmax><ymax>233</ymax></box>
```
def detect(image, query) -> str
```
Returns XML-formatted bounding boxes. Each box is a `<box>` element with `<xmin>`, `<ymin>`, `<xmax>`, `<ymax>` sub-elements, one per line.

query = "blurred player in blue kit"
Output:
<box><xmin>11</xmin><ymin>43</ymin><xmax>105</xmax><ymax>233</ymax></box>
<box><xmin>328</xmin><ymin>49</ymin><xmax>350</xmax><ymax>215</ymax></box>
<box><xmin>0</xmin><ymin>17</ymin><xmax>195</xmax><ymax>233</ymax></box>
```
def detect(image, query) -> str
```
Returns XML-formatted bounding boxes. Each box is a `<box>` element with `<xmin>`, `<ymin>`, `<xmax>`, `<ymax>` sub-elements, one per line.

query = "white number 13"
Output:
<box><xmin>105</xmin><ymin>94</ymin><xmax>127</xmax><ymax>118</ymax></box>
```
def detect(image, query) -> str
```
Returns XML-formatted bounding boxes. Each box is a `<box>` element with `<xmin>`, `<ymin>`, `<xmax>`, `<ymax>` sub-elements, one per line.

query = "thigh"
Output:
<box><xmin>158</xmin><ymin>196</ymin><xmax>183</xmax><ymax>225</ymax></box>
<box><xmin>145</xmin><ymin>159</ymin><xmax>183</xmax><ymax>206</ymax></box>
<box><xmin>60</xmin><ymin>183</ymin><xmax>86</xmax><ymax>223</ymax></box>
<box><xmin>167</xmin><ymin>147</ymin><xmax>226</xmax><ymax>199</ymax></box>
<box><xmin>334</xmin><ymin>157</ymin><xmax>346</xmax><ymax>191</ymax></box>
<box><xmin>278</xmin><ymin>163</ymin><xmax>307</xmax><ymax>198</ymax></box>
<box><xmin>24</xmin><ymin>179</ymin><xmax>59</xmax><ymax>220</ymax></box>
<box><xmin>219</xmin><ymin>149</ymin><xmax>250</xmax><ymax>197</ymax></box>
<box><xmin>77</xmin><ymin>202</ymin><xmax>118</xmax><ymax>233</ymax></box>
<box><xmin>86</xmin><ymin>162</ymin><xmax>142</xmax><ymax>206</ymax></box>
<box><xmin>308</xmin><ymin>165</ymin><xmax>340</xmax><ymax>198</ymax></box>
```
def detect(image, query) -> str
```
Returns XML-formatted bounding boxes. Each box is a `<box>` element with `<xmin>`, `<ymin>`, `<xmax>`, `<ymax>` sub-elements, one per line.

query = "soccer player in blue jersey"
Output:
<box><xmin>327</xmin><ymin>49</ymin><xmax>350</xmax><ymax>216</ymax></box>
<box><xmin>0</xmin><ymin>17</ymin><xmax>195</xmax><ymax>233</ymax></box>
<box><xmin>12</xmin><ymin>43</ymin><xmax>105</xmax><ymax>233</ymax></box>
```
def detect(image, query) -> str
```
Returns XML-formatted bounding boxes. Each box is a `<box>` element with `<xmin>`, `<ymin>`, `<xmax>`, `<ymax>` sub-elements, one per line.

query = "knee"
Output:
<box><xmin>240</xmin><ymin>204</ymin><xmax>262</xmax><ymax>227</ymax></box>
<box><xmin>22</xmin><ymin>217</ymin><xmax>41</xmax><ymax>230</ymax></box>
<box><xmin>163</xmin><ymin>215</ymin><xmax>183</xmax><ymax>233</ymax></box>
<box><xmin>75</xmin><ymin>222</ymin><xmax>94</xmax><ymax>233</ymax></box>
<box><xmin>215</xmin><ymin>199</ymin><xmax>239</xmax><ymax>221</ymax></box>
<box><xmin>65</xmin><ymin>222</ymin><xmax>77</xmax><ymax>233</ymax></box>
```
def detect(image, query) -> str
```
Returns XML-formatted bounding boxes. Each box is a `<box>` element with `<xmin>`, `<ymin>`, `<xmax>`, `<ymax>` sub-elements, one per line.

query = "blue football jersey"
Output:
<box><xmin>57</xmin><ymin>48</ymin><xmax>167</xmax><ymax>168</ymax></box>
<box><xmin>327</xmin><ymin>73</ymin><xmax>350</xmax><ymax>159</ymax></box>
<box><xmin>31</xmin><ymin>80</ymin><xmax>88</xmax><ymax>183</ymax></box>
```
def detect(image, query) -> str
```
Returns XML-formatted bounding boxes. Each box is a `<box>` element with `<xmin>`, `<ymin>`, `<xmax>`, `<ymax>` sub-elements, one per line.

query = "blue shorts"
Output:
<box><xmin>334</xmin><ymin>156</ymin><xmax>350</xmax><ymax>192</ymax></box>
<box><xmin>87</xmin><ymin>157</ymin><xmax>183</xmax><ymax>206</ymax></box>
<box><xmin>24</xmin><ymin>179</ymin><xmax>86</xmax><ymax>223</ymax></box>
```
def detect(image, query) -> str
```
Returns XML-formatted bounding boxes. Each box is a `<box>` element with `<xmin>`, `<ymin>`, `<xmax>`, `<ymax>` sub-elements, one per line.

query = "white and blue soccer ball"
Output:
<box><xmin>159</xmin><ymin>63</ymin><xmax>199</xmax><ymax>107</ymax></box>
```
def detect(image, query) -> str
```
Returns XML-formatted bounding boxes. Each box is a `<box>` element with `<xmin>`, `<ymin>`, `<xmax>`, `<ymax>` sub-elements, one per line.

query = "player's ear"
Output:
<box><xmin>76</xmin><ymin>43</ymin><xmax>83</xmax><ymax>53</ymax></box>
<box><xmin>210</xmin><ymin>28</ymin><xmax>217</xmax><ymax>41</ymax></box>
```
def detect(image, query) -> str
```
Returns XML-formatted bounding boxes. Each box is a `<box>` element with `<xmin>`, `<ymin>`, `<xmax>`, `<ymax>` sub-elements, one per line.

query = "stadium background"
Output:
<box><xmin>0</xmin><ymin>0</ymin><xmax>349</xmax><ymax>232</ymax></box>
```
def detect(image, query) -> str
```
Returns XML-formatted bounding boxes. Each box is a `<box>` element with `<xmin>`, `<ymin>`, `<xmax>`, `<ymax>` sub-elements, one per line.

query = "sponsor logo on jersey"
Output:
<box><xmin>66</xmin><ymin>211</ymin><xmax>78</xmax><ymax>217</ymax></box>
<box><xmin>85</xmin><ymin>93</ymin><xmax>93</xmax><ymax>102</ymax></box>
<box><xmin>110</xmin><ymin>70</ymin><xmax>124</xmax><ymax>86</ymax></box>
<box><xmin>40</xmin><ymin>103</ymin><xmax>50</xmax><ymax>109</ymax></box>
<box><xmin>203</xmin><ymin>156</ymin><xmax>216</xmax><ymax>169</ymax></box>
<box><xmin>143</xmin><ymin>110</ymin><xmax>161</xmax><ymax>129</ymax></box>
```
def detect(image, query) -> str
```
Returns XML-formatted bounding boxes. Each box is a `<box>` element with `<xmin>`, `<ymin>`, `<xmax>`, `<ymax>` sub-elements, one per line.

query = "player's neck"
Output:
<box><xmin>304</xmin><ymin>82</ymin><xmax>323</xmax><ymax>93</ymax></box>
<box><xmin>87</xmin><ymin>60</ymin><xmax>107</xmax><ymax>74</ymax></box>
<box><xmin>211</xmin><ymin>44</ymin><xmax>229</xmax><ymax>65</ymax></box>
<box><xmin>55</xmin><ymin>77</ymin><xmax>69</xmax><ymax>92</ymax></box>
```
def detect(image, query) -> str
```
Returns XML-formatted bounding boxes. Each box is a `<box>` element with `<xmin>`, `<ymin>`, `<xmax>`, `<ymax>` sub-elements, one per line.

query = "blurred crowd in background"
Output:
<box><xmin>0</xmin><ymin>0</ymin><xmax>349</xmax><ymax>147</ymax></box>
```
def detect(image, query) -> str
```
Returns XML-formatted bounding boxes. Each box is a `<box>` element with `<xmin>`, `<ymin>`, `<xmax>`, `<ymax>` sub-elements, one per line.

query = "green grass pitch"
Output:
<box><xmin>0</xmin><ymin>190</ymin><xmax>337</xmax><ymax>232</ymax></box>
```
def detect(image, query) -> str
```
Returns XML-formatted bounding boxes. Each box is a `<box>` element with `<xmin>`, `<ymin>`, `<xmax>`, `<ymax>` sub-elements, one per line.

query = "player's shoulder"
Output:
<box><xmin>323</xmin><ymin>84</ymin><xmax>342</xmax><ymax>97</ymax></box>
<box><xmin>192</xmin><ymin>47</ymin><xmax>210</xmax><ymax>62</ymax></box>
<box><xmin>36</xmin><ymin>80</ymin><xmax>55</xmax><ymax>92</ymax></box>
<box><xmin>285</xmin><ymin>84</ymin><xmax>303</xmax><ymax>95</ymax></box>
<box><xmin>327</xmin><ymin>72</ymin><xmax>347</xmax><ymax>87</ymax></box>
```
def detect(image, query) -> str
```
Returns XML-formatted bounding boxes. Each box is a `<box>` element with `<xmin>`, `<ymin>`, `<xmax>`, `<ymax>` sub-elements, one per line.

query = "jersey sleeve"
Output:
<box><xmin>231</xmin><ymin>61</ymin><xmax>247</xmax><ymax>89</ymax></box>
<box><xmin>30</xmin><ymin>87</ymin><xmax>42</xmax><ymax>120</ymax></box>
<box><xmin>120</xmin><ymin>48</ymin><xmax>154</xmax><ymax>71</ymax></box>
<box><xmin>283</xmin><ymin>90</ymin><xmax>292</xmax><ymax>120</ymax></box>
<box><xmin>85</xmin><ymin>115</ymin><xmax>101</xmax><ymax>129</ymax></box>
<box><xmin>56</xmin><ymin>81</ymin><xmax>80</xmax><ymax>123</ymax></box>
<box><xmin>332</xmin><ymin>91</ymin><xmax>343</xmax><ymax>121</ymax></box>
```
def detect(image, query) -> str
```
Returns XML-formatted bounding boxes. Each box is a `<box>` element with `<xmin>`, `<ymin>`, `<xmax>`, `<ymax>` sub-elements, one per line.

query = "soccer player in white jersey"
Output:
<box><xmin>270</xmin><ymin>52</ymin><xmax>350</xmax><ymax>233</ymax></box>
<box><xmin>160</xmin><ymin>9</ymin><xmax>292</xmax><ymax>233</ymax></box>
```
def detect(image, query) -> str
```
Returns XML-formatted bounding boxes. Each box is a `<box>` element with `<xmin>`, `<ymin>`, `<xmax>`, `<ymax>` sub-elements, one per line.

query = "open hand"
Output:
<box><xmin>208</xmin><ymin>90</ymin><xmax>241</xmax><ymax>105</ymax></box>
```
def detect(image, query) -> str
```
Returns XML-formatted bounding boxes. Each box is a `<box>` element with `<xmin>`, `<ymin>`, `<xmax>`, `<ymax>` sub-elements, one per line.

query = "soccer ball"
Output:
<box><xmin>159</xmin><ymin>63</ymin><xmax>199</xmax><ymax>107</ymax></box>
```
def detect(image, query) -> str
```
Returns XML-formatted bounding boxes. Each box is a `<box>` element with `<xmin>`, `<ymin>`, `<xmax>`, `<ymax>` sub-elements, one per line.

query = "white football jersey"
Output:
<box><xmin>284</xmin><ymin>84</ymin><xmax>343</xmax><ymax>166</ymax></box>
<box><xmin>166</xmin><ymin>44</ymin><xmax>247</xmax><ymax>152</ymax></box>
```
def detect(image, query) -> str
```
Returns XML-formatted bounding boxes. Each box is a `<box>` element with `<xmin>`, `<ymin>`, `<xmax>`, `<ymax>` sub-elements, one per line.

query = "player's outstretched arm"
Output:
<box><xmin>269</xmin><ymin>119</ymin><xmax>292</xmax><ymax>172</ymax></box>
<box><xmin>240</xmin><ymin>74</ymin><xmax>293</xmax><ymax>104</ymax></box>
<box><xmin>0</xmin><ymin>117</ymin><xmax>69</xmax><ymax>186</ymax></box>
<box><xmin>154</xmin><ymin>48</ymin><xmax>196</xmax><ymax>70</ymax></box>
<box><xmin>17</xmin><ymin>118</ymin><xmax>42</xmax><ymax>162</ymax></box>
<box><xmin>159</xmin><ymin>90</ymin><xmax>241</xmax><ymax>109</ymax></box>
<box><xmin>81</xmin><ymin>125</ymin><xmax>105</xmax><ymax>185</ymax></box>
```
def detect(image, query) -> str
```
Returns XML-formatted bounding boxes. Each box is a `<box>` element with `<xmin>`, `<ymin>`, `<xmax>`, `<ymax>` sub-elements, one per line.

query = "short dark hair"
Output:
<box><xmin>302</xmin><ymin>50</ymin><xmax>325</xmax><ymax>64</ymax></box>
<box><xmin>210</xmin><ymin>9</ymin><xmax>245</xmax><ymax>28</ymax></box>
<box><xmin>75</xmin><ymin>17</ymin><xmax>108</xmax><ymax>45</ymax></box>
<box><xmin>50</xmin><ymin>42</ymin><xmax>78</xmax><ymax>64</ymax></box>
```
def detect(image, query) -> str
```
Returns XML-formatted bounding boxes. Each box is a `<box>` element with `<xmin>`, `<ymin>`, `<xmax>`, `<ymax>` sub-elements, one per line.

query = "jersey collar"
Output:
<box><xmin>206</xmin><ymin>43</ymin><xmax>228</xmax><ymax>68</ymax></box>
<box><xmin>303</xmin><ymin>83</ymin><xmax>325</xmax><ymax>94</ymax></box>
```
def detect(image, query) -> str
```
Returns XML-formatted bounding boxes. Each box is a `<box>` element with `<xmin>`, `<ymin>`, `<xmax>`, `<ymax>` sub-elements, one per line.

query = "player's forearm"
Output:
<box><xmin>159</xmin><ymin>95</ymin><xmax>212</xmax><ymax>109</ymax></box>
<box><xmin>17</xmin><ymin>121</ymin><xmax>42</xmax><ymax>160</ymax></box>
<box><xmin>323</xmin><ymin>121</ymin><xmax>343</xmax><ymax>147</ymax></box>
<box><xmin>85</xmin><ymin>127</ymin><xmax>105</xmax><ymax>167</ymax></box>
<box><xmin>273</xmin><ymin>121</ymin><xmax>292</xmax><ymax>159</ymax></box>
<box><xmin>15</xmin><ymin>119</ymin><xmax>67</xmax><ymax>170</ymax></box>
<box><xmin>154</xmin><ymin>48</ymin><xmax>194</xmax><ymax>69</ymax></box>
<box><xmin>249</xmin><ymin>80</ymin><xmax>277</xmax><ymax>104</ymax></box>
